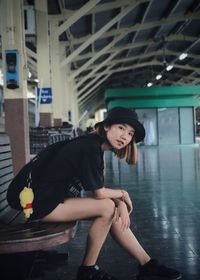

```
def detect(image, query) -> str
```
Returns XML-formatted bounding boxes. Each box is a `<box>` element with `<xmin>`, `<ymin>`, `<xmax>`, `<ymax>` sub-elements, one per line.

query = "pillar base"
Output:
<box><xmin>40</xmin><ymin>113</ymin><xmax>52</xmax><ymax>127</ymax></box>
<box><xmin>5</xmin><ymin>98</ymin><xmax>30</xmax><ymax>175</ymax></box>
<box><xmin>53</xmin><ymin>118</ymin><xmax>62</xmax><ymax>127</ymax></box>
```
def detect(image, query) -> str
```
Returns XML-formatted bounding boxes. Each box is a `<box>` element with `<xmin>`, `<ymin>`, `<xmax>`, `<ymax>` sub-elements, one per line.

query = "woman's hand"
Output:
<box><xmin>121</xmin><ymin>190</ymin><xmax>133</xmax><ymax>214</ymax></box>
<box><xmin>114</xmin><ymin>201</ymin><xmax>130</xmax><ymax>231</ymax></box>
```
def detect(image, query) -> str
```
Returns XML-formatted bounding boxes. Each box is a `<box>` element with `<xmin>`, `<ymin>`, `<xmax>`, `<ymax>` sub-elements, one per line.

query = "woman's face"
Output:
<box><xmin>104</xmin><ymin>123</ymin><xmax>135</xmax><ymax>149</ymax></box>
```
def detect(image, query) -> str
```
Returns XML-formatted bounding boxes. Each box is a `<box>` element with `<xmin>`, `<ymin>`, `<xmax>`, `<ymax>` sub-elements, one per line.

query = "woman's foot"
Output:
<box><xmin>137</xmin><ymin>259</ymin><xmax>182</xmax><ymax>280</ymax></box>
<box><xmin>77</xmin><ymin>265</ymin><xmax>118</xmax><ymax>280</ymax></box>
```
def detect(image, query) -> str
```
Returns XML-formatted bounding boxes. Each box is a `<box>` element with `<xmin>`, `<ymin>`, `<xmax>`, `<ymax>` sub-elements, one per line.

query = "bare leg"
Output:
<box><xmin>42</xmin><ymin>197</ymin><xmax>116</xmax><ymax>265</ymax></box>
<box><xmin>110</xmin><ymin>218</ymin><xmax>151</xmax><ymax>265</ymax></box>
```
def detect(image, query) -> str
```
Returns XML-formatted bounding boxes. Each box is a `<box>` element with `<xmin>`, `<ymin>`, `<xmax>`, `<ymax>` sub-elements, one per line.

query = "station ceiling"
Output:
<box><xmin>26</xmin><ymin>0</ymin><xmax>200</xmax><ymax>112</ymax></box>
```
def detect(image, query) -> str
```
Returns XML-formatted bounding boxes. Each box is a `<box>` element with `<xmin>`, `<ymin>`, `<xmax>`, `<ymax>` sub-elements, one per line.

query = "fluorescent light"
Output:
<box><xmin>158</xmin><ymin>108</ymin><xmax>167</xmax><ymax>111</ymax></box>
<box><xmin>27</xmin><ymin>90</ymin><xmax>36</xmax><ymax>99</ymax></box>
<box><xmin>28</xmin><ymin>71</ymin><xmax>32</xmax><ymax>78</ymax></box>
<box><xmin>147</xmin><ymin>82</ymin><xmax>153</xmax><ymax>87</ymax></box>
<box><xmin>0</xmin><ymin>68</ymin><xmax>4</xmax><ymax>86</ymax></box>
<box><xmin>166</xmin><ymin>65</ymin><xmax>173</xmax><ymax>71</ymax></box>
<box><xmin>179</xmin><ymin>53</ymin><xmax>188</xmax><ymax>60</ymax></box>
<box><xmin>156</xmin><ymin>74</ymin><xmax>162</xmax><ymax>80</ymax></box>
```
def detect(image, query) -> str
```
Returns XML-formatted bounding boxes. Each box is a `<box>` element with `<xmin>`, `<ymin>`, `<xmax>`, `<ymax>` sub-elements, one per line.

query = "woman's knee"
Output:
<box><xmin>100</xmin><ymin>198</ymin><xmax>115</xmax><ymax>219</ymax></box>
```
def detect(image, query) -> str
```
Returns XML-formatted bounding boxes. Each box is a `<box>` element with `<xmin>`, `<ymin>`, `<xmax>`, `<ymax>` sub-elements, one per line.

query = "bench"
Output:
<box><xmin>0</xmin><ymin>132</ymin><xmax>77</xmax><ymax>254</ymax></box>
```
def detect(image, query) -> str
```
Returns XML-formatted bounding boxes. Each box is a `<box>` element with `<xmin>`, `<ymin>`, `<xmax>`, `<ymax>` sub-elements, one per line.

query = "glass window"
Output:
<box><xmin>158</xmin><ymin>108</ymin><xmax>179</xmax><ymax>144</ymax></box>
<box><xmin>136</xmin><ymin>109</ymin><xmax>157</xmax><ymax>145</ymax></box>
<box><xmin>180</xmin><ymin>107</ymin><xmax>194</xmax><ymax>144</ymax></box>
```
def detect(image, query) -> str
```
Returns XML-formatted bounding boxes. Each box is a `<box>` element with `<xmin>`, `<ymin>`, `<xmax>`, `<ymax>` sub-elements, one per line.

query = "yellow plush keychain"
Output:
<box><xmin>19</xmin><ymin>187</ymin><xmax>34</xmax><ymax>218</ymax></box>
<box><xmin>19</xmin><ymin>173</ymin><xmax>34</xmax><ymax>218</ymax></box>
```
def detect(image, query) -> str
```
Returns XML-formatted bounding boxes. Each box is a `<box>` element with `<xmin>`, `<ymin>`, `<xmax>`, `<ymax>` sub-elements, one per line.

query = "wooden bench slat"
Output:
<box><xmin>0</xmin><ymin>180</ymin><xmax>11</xmax><ymax>194</ymax></box>
<box><xmin>0</xmin><ymin>158</ymin><xmax>13</xmax><ymax>169</ymax></box>
<box><xmin>0</xmin><ymin>151</ymin><xmax>12</xmax><ymax>160</ymax></box>
<box><xmin>0</xmin><ymin>145</ymin><xmax>12</xmax><ymax>153</ymax></box>
<box><xmin>0</xmin><ymin>135</ymin><xmax>10</xmax><ymax>145</ymax></box>
<box><xmin>0</xmin><ymin>172</ymin><xmax>14</xmax><ymax>185</ymax></box>
<box><xmin>0</xmin><ymin>198</ymin><xmax>8</xmax><ymax>210</ymax></box>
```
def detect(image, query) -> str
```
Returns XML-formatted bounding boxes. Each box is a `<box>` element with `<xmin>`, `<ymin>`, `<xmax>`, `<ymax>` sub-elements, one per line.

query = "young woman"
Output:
<box><xmin>7</xmin><ymin>107</ymin><xmax>182</xmax><ymax>280</ymax></box>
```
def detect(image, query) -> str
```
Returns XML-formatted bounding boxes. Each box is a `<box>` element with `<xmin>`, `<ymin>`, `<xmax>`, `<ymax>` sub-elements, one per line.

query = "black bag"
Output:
<box><xmin>7</xmin><ymin>139</ymin><xmax>70</xmax><ymax>210</ymax></box>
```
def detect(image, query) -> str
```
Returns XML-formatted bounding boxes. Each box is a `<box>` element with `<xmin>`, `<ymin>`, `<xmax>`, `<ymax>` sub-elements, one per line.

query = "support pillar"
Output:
<box><xmin>49</xmin><ymin>19</ymin><xmax>64</xmax><ymax>126</ymax></box>
<box><xmin>35</xmin><ymin>0</ymin><xmax>52</xmax><ymax>127</ymax></box>
<box><xmin>1</xmin><ymin>0</ymin><xmax>30</xmax><ymax>175</ymax></box>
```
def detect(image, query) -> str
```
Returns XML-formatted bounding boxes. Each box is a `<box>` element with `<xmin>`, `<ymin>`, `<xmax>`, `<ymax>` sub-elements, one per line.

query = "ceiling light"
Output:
<box><xmin>27</xmin><ymin>90</ymin><xmax>36</xmax><ymax>99</ymax></box>
<box><xmin>179</xmin><ymin>53</ymin><xmax>188</xmax><ymax>60</ymax></box>
<box><xmin>28</xmin><ymin>71</ymin><xmax>32</xmax><ymax>78</ymax></box>
<box><xmin>147</xmin><ymin>82</ymin><xmax>153</xmax><ymax>87</ymax></box>
<box><xmin>0</xmin><ymin>68</ymin><xmax>4</xmax><ymax>86</ymax></box>
<box><xmin>156</xmin><ymin>74</ymin><xmax>162</xmax><ymax>80</ymax></box>
<box><xmin>166</xmin><ymin>65</ymin><xmax>173</xmax><ymax>71</ymax></box>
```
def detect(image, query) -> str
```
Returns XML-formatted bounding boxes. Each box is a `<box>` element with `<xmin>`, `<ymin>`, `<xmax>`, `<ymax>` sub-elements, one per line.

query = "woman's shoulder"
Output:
<box><xmin>74</xmin><ymin>133</ymin><xmax>103</xmax><ymax>144</ymax></box>
<box><xmin>71</xmin><ymin>133</ymin><xmax>103</xmax><ymax>152</ymax></box>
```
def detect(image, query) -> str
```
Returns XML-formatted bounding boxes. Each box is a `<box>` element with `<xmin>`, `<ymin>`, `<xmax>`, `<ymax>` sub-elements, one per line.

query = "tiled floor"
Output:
<box><xmin>1</xmin><ymin>145</ymin><xmax>200</xmax><ymax>279</ymax></box>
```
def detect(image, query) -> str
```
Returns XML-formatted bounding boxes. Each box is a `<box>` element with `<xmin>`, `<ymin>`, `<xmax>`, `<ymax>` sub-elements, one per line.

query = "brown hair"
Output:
<box><xmin>94</xmin><ymin>124</ymin><xmax>137</xmax><ymax>165</ymax></box>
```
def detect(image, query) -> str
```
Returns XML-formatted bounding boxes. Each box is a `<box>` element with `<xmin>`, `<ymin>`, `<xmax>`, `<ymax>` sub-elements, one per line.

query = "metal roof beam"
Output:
<box><xmin>88</xmin><ymin>60</ymin><xmax>199</xmax><ymax>77</ymax></box>
<box><xmin>62</xmin><ymin>0</ymin><xmax>145</xmax><ymax>17</ymax></box>
<box><xmin>66</xmin><ymin>12</ymin><xmax>200</xmax><ymax>46</ymax></box>
<box><xmin>82</xmin><ymin>50</ymin><xmax>200</xmax><ymax>73</ymax></box>
<box><xmin>71</xmin><ymin>34</ymin><xmax>198</xmax><ymax>80</ymax></box>
<box><xmin>26</xmin><ymin>47</ymin><xmax>37</xmax><ymax>60</ymax></box>
<box><xmin>75</xmin><ymin>50</ymin><xmax>121</xmax><ymax>89</ymax></box>
<box><xmin>27</xmin><ymin>56</ymin><xmax>37</xmax><ymax>70</ymax></box>
<box><xmin>79</xmin><ymin>87</ymin><xmax>103</xmax><ymax>106</ymax></box>
<box><xmin>69</xmin><ymin>33</ymin><xmax>125</xmax><ymax>80</ymax></box>
<box><xmin>72</xmin><ymin>34</ymin><xmax>198</xmax><ymax>62</ymax></box>
<box><xmin>139</xmin><ymin>0</ymin><xmax>182</xmax><ymax>60</ymax></box>
<box><xmin>122</xmin><ymin>0</ymin><xmax>153</xmax><ymax>65</ymax></box>
<box><xmin>78</xmin><ymin>74</ymin><xmax>111</xmax><ymax>102</ymax></box>
<box><xmin>77</xmin><ymin>64</ymin><xmax>114</xmax><ymax>96</ymax></box>
<box><xmin>55</xmin><ymin>0</ymin><xmax>102</xmax><ymax>38</ymax></box>
<box><xmin>61</xmin><ymin>1</ymin><xmax>146</xmax><ymax>67</ymax></box>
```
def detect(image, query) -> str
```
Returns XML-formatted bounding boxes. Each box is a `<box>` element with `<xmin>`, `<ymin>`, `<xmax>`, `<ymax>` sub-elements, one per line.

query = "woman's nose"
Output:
<box><xmin>121</xmin><ymin>132</ymin><xmax>127</xmax><ymax>140</ymax></box>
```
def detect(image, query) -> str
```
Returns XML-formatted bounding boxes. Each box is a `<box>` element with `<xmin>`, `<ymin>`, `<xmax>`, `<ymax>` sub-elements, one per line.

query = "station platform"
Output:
<box><xmin>1</xmin><ymin>144</ymin><xmax>200</xmax><ymax>280</ymax></box>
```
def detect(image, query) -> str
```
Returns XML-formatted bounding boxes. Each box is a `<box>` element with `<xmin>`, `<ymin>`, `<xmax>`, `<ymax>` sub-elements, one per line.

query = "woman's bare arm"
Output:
<box><xmin>93</xmin><ymin>187</ymin><xmax>133</xmax><ymax>213</ymax></box>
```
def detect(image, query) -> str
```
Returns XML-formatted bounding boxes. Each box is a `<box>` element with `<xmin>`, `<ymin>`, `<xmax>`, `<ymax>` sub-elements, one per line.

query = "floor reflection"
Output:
<box><xmin>104</xmin><ymin>145</ymin><xmax>200</xmax><ymax>279</ymax></box>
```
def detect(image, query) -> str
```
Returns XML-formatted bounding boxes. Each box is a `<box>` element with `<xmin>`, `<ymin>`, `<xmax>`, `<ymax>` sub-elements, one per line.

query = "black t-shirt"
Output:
<box><xmin>37</xmin><ymin>133</ymin><xmax>104</xmax><ymax>190</ymax></box>
<box><xmin>7</xmin><ymin>134</ymin><xmax>105</xmax><ymax>219</ymax></box>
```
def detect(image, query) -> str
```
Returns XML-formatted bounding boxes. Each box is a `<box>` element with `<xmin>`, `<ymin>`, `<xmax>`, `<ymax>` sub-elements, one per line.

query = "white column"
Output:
<box><xmin>49</xmin><ymin>19</ymin><xmax>64</xmax><ymax>126</ymax></box>
<box><xmin>35</xmin><ymin>0</ymin><xmax>52</xmax><ymax>127</ymax></box>
<box><xmin>0</xmin><ymin>0</ymin><xmax>30</xmax><ymax>174</ymax></box>
<box><xmin>64</xmin><ymin>64</ymin><xmax>79</xmax><ymax>125</ymax></box>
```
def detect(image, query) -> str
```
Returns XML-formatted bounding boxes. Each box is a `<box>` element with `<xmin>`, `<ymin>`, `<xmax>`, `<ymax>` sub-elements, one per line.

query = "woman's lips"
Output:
<box><xmin>116</xmin><ymin>140</ymin><xmax>124</xmax><ymax>147</ymax></box>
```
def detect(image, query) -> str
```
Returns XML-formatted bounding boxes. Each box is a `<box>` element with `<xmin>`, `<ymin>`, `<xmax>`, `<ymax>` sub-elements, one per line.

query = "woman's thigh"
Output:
<box><xmin>41</xmin><ymin>197</ymin><xmax>115</xmax><ymax>222</ymax></box>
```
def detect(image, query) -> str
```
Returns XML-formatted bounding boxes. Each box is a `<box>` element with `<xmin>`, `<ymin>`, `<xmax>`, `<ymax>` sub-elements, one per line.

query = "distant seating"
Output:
<box><xmin>30</xmin><ymin>126</ymin><xmax>73</xmax><ymax>154</ymax></box>
<box><xmin>48</xmin><ymin>132</ymin><xmax>71</xmax><ymax>145</ymax></box>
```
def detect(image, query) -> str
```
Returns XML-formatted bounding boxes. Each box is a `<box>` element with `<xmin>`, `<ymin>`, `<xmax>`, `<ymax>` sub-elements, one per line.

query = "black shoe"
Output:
<box><xmin>77</xmin><ymin>265</ymin><xmax>118</xmax><ymax>280</ymax></box>
<box><xmin>137</xmin><ymin>259</ymin><xmax>182</xmax><ymax>280</ymax></box>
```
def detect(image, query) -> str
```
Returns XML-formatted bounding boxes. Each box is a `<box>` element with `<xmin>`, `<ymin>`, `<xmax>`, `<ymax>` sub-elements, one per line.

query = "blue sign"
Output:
<box><xmin>37</xmin><ymin>88</ymin><xmax>52</xmax><ymax>104</ymax></box>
